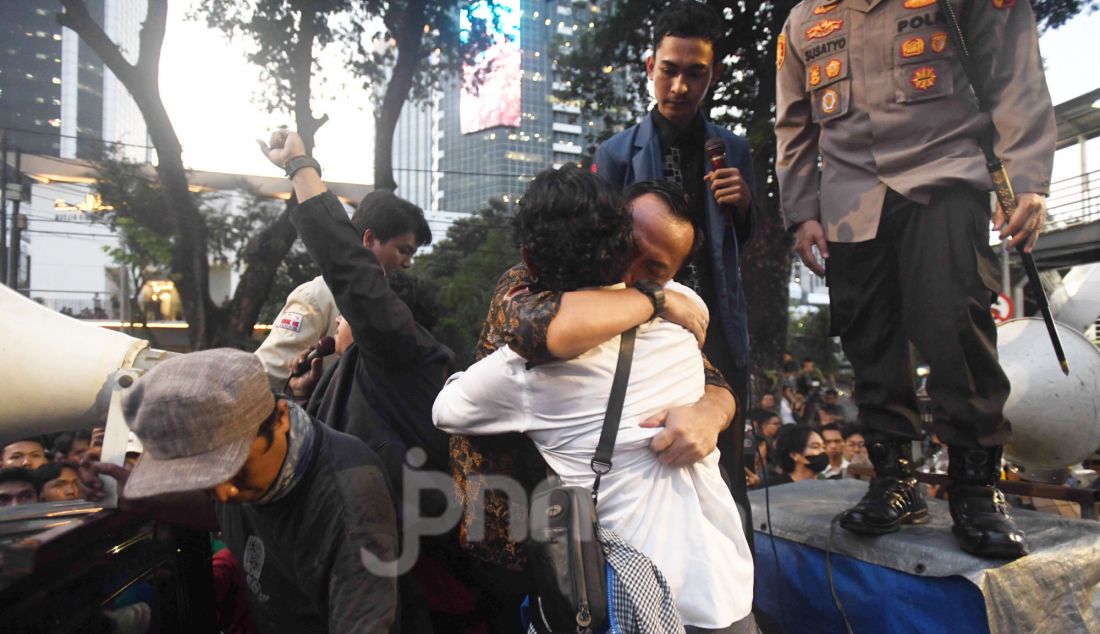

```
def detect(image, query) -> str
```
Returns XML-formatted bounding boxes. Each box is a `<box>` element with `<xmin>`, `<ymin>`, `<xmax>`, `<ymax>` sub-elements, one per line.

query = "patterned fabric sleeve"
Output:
<box><xmin>702</xmin><ymin>353</ymin><xmax>731</xmax><ymax>392</ymax></box>
<box><xmin>476</xmin><ymin>263</ymin><xmax>563</xmax><ymax>364</ymax></box>
<box><xmin>458</xmin><ymin>263</ymin><xmax>559</xmax><ymax>570</ymax></box>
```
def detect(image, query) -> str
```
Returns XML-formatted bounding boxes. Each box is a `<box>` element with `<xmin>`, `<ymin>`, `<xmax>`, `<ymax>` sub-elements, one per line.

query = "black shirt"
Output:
<box><xmin>651</xmin><ymin>108</ymin><xmax>715</xmax><ymax>298</ymax></box>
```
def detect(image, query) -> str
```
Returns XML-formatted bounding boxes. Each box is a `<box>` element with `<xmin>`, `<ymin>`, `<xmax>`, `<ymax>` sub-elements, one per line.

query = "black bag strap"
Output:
<box><xmin>590</xmin><ymin>327</ymin><xmax>637</xmax><ymax>507</ymax></box>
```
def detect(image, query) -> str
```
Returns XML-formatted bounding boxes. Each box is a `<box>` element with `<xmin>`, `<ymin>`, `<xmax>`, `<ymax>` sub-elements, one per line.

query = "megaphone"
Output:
<box><xmin>0</xmin><ymin>284</ymin><xmax>170</xmax><ymax>442</ymax></box>
<box><xmin>998</xmin><ymin>317</ymin><xmax>1100</xmax><ymax>470</ymax></box>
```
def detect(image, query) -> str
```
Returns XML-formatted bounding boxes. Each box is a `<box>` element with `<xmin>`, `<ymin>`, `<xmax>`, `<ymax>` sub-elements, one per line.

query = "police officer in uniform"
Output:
<box><xmin>775</xmin><ymin>0</ymin><xmax>1054</xmax><ymax>558</ymax></box>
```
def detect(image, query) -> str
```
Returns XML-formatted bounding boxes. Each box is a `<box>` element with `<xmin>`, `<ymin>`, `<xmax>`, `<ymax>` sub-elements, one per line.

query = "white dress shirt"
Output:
<box><xmin>433</xmin><ymin>283</ymin><xmax>753</xmax><ymax>628</ymax></box>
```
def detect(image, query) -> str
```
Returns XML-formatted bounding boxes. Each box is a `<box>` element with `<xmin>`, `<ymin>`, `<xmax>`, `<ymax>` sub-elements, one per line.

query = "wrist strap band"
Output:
<box><xmin>632</xmin><ymin>280</ymin><xmax>665</xmax><ymax>320</ymax></box>
<box><xmin>284</xmin><ymin>155</ymin><xmax>321</xmax><ymax>179</ymax></box>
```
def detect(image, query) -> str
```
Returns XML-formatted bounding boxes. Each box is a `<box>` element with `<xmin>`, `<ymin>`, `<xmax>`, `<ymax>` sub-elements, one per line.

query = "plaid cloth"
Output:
<box><xmin>527</xmin><ymin>527</ymin><xmax>685</xmax><ymax>634</ymax></box>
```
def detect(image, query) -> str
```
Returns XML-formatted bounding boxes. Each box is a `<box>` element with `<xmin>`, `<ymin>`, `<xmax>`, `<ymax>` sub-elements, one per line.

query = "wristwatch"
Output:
<box><xmin>632</xmin><ymin>280</ymin><xmax>665</xmax><ymax>320</ymax></box>
<box><xmin>284</xmin><ymin>155</ymin><xmax>322</xmax><ymax>179</ymax></box>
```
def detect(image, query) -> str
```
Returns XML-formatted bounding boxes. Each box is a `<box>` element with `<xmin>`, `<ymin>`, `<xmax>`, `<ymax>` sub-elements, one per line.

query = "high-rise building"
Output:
<box><xmin>1</xmin><ymin>0</ymin><xmax>148</xmax><ymax>161</ymax></box>
<box><xmin>434</xmin><ymin>0</ymin><xmax>597</xmax><ymax>214</ymax></box>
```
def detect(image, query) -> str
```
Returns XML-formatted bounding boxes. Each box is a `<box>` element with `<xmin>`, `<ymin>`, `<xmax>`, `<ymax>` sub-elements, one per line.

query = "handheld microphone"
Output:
<box><xmin>291</xmin><ymin>336</ymin><xmax>336</xmax><ymax>377</ymax></box>
<box><xmin>704</xmin><ymin>138</ymin><xmax>735</xmax><ymax>225</ymax></box>
<box><xmin>704</xmin><ymin>137</ymin><xmax>727</xmax><ymax>171</ymax></box>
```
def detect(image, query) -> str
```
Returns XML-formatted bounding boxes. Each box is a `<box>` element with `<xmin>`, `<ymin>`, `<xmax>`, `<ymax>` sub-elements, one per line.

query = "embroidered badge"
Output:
<box><xmin>910</xmin><ymin>66</ymin><xmax>937</xmax><ymax>90</ymax></box>
<box><xmin>821</xmin><ymin>88</ymin><xmax>840</xmax><ymax>114</ymax></box>
<box><xmin>813</xmin><ymin>2</ymin><xmax>840</xmax><ymax>14</ymax></box>
<box><xmin>903</xmin><ymin>0</ymin><xmax>937</xmax><ymax>7</ymax></box>
<box><xmin>777</xmin><ymin>33</ymin><xmax>787</xmax><ymax>70</ymax></box>
<box><xmin>809</xmin><ymin>64</ymin><xmax>823</xmax><ymax>86</ymax></box>
<box><xmin>901</xmin><ymin>37</ymin><xmax>926</xmax><ymax>58</ymax></box>
<box><xmin>991</xmin><ymin>0</ymin><xmax>1015</xmax><ymax>8</ymax></box>
<box><xmin>824</xmin><ymin>58</ymin><xmax>842</xmax><ymax>78</ymax></box>
<box><xmin>805</xmin><ymin>18</ymin><xmax>844</xmax><ymax>40</ymax></box>
<box><xmin>276</xmin><ymin>311</ymin><xmax>304</xmax><ymax>332</ymax></box>
<box><xmin>931</xmin><ymin>32</ymin><xmax>948</xmax><ymax>52</ymax></box>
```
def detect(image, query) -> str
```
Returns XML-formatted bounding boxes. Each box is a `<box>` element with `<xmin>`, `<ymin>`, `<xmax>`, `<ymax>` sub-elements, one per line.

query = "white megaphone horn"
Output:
<box><xmin>0</xmin><ymin>285</ymin><xmax>174</xmax><ymax>502</ymax></box>
<box><xmin>0</xmin><ymin>283</ymin><xmax>174</xmax><ymax>438</ymax></box>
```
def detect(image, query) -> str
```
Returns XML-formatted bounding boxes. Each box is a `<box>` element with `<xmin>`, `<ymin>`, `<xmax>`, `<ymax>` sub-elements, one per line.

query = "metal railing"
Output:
<box><xmin>1044</xmin><ymin>169</ymin><xmax>1100</xmax><ymax>232</ymax></box>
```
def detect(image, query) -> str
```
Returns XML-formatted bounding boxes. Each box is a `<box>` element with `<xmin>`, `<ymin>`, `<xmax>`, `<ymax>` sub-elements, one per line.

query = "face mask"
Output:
<box><xmin>805</xmin><ymin>453</ymin><xmax>830</xmax><ymax>473</ymax></box>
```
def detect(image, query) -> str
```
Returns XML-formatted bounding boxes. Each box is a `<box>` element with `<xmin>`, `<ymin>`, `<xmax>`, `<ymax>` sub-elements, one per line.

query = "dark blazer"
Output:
<box><xmin>593</xmin><ymin>112</ymin><xmax>756</xmax><ymax>369</ymax></box>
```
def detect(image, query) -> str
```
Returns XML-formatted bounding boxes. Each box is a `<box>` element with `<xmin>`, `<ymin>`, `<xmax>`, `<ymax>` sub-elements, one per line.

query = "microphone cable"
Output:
<box><xmin>755</xmin><ymin>441</ymin><xmax>788</xmax><ymax>634</ymax></box>
<box><xmin>826</xmin><ymin>512</ymin><xmax>855</xmax><ymax>634</ymax></box>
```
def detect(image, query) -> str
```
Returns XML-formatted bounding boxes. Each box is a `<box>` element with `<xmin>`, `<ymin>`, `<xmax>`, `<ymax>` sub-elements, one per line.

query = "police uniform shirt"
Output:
<box><xmin>774</xmin><ymin>0</ymin><xmax>1055</xmax><ymax>242</ymax></box>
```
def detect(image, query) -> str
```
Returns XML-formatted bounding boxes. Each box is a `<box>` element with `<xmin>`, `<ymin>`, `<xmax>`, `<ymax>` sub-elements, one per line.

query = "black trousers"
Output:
<box><xmin>703</xmin><ymin>312</ymin><xmax>754</xmax><ymax>552</ymax></box>
<box><xmin>826</xmin><ymin>187</ymin><xmax>1010</xmax><ymax>449</ymax></box>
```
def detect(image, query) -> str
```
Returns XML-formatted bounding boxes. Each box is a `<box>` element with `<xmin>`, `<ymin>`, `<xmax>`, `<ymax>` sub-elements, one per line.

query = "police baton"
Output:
<box><xmin>938</xmin><ymin>0</ymin><xmax>1068</xmax><ymax>375</ymax></box>
<box><xmin>989</xmin><ymin>163</ymin><xmax>1069</xmax><ymax>375</ymax></box>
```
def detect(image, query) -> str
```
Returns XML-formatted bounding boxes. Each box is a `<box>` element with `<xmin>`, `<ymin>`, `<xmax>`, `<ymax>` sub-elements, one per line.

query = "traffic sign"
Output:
<box><xmin>992</xmin><ymin>292</ymin><xmax>1014</xmax><ymax>322</ymax></box>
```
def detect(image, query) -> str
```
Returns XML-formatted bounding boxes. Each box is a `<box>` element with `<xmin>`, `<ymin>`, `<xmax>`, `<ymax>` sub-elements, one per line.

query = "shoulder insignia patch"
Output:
<box><xmin>901</xmin><ymin>36</ymin><xmax>926</xmax><ymax>58</ymax></box>
<box><xmin>903</xmin><ymin>0</ymin><xmax>938</xmax><ymax>8</ymax></box>
<box><xmin>821</xmin><ymin>88</ymin><xmax>840</xmax><ymax>114</ymax></box>
<box><xmin>590</xmin><ymin>162</ymin><xmax>598</xmax><ymax>174</ymax></box>
<box><xmin>276</xmin><ymin>311</ymin><xmax>304</xmax><ymax>333</ymax></box>
<box><xmin>809</xmin><ymin>64</ymin><xmax>823</xmax><ymax>86</ymax></box>
<box><xmin>991</xmin><ymin>0</ymin><xmax>1015</xmax><ymax>9</ymax></box>
<box><xmin>814</xmin><ymin>3</ymin><xmax>840</xmax><ymax>14</ymax></box>
<box><xmin>910</xmin><ymin>66</ymin><xmax>937</xmax><ymax>90</ymax></box>
<box><xmin>777</xmin><ymin>33</ymin><xmax>787</xmax><ymax>70</ymax></box>
<box><xmin>931</xmin><ymin>31</ymin><xmax>948</xmax><ymax>52</ymax></box>
<box><xmin>805</xmin><ymin>18</ymin><xmax>844</xmax><ymax>40</ymax></box>
<box><xmin>825</xmin><ymin>58</ymin><xmax>843</xmax><ymax>78</ymax></box>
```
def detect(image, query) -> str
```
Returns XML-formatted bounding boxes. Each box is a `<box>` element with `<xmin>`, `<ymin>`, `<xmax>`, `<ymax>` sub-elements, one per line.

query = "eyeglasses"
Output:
<box><xmin>846</xmin><ymin>441</ymin><xmax>866</xmax><ymax>449</ymax></box>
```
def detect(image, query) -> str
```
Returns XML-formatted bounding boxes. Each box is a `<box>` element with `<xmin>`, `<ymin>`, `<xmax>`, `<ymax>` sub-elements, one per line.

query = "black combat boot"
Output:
<box><xmin>840</xmin><ymin>439</ymin><xmax>928</xmax><ymax>535</ymax></box>
<box><xmin>947</xmin><ymin>445</ymin><xmax>1028</xmax><ymax>559</ymax></box>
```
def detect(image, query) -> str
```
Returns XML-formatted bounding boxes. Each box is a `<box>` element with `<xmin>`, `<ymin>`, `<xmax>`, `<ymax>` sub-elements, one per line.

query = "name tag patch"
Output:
<box><xmin>276</xmin><ymin>312</ymin><xmax>304</xmax><ymax>333</ymax></box>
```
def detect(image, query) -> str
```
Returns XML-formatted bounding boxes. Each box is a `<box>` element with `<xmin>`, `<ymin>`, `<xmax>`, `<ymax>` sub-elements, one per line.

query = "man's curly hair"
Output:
<box><xmin>513</xmin><ymin>166</ymin><xmax>634</xmax><ymax>292</ymax></box>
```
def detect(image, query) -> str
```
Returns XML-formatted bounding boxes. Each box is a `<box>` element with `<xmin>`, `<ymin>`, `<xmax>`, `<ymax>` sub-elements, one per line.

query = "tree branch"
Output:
<box><xmin>57</xmin><ymin>0</ymin><xmax>137</xmax><ymax>84</ymax></box>
<box><xmin>136</xmin><ymin>0</ymin><xmax>168</xmax><ymax>80</ymax></box>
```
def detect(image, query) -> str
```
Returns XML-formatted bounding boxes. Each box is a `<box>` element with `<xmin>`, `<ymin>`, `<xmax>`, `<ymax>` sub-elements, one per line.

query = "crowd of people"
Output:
<box><xmin>743</xmin><ymin>364</ymin><xmax>869</xmax><ymax>488</ymax></box>
<box><xmin>0</xmin><ymin>431</ymin><xmax>94</xmax><ymax>508</ymax></box>
<box><xmin>0</xmin><ymin>0</ymin><xmax>1070</xmax><ymax>631</ymax></box>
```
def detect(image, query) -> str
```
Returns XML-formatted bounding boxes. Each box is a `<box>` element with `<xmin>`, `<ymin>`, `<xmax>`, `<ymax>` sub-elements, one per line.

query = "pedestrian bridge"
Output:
<box><xmin>1032</xmin><ymin>169</ymin><xmax>1100</xmax><ymax>270</ymax></box>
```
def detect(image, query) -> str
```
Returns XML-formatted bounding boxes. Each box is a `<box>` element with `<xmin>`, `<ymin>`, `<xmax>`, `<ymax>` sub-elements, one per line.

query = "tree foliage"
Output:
<box><xmin>90</xmin><ymin>153</ymin><xmax>297</xmax><ymax>348</ymax></box>
<box><xmin>556</xmin><ymin>0</ymin><xmax>1092</xmax><ymax>386</ymax></box>
<box><xmin>57</xmin><ymin>0</ymin><xmax>301</xmax><ymax>349</ymax></box>
<box><xmin>197</xmin><ymin>0</ymin><xmax>497</xmax><ymax>192</ymax></box>
<box><xmin>411</xmin><ymin>198</ymin><xmax>518</xmax><ymax>369</ymax></box>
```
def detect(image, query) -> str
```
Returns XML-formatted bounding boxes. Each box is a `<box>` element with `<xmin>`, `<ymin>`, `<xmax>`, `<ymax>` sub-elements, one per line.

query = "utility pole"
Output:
<box><xmin>1</xmin><ymin>132</ymin><xmax>9</xmax><ymax>285</ymax></box>
<box><xmin>6</xmin><ymin>147</ymin><xmax>23</xmax><ymax>290</ymax></box>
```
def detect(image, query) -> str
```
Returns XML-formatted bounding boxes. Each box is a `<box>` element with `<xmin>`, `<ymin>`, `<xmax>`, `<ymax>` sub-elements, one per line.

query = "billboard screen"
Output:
<box><xmin>460</xmin><ymin>0</ymin><xmax>521</xmax><ymax>135</ymax></box>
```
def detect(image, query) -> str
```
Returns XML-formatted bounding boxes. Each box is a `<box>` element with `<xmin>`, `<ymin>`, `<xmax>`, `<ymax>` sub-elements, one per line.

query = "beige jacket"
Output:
<box><xmin>254</xmin><ymin>275</ymin><xmax>340</xmax><ymax>390</ymax></box>
<box><xmin>775</xmin><ymin>0</ymin><xmax>1055</xmax><ymax>242</ymax></box>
